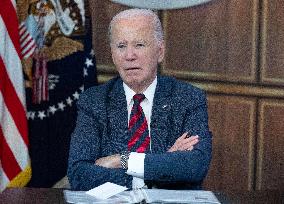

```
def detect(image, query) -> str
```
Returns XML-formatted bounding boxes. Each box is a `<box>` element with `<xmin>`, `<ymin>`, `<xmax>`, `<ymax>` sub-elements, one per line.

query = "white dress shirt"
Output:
<box><xmin>123</xmin><ymin>77</ymin><xmax>157</xmax><ymax>188</ymax></box>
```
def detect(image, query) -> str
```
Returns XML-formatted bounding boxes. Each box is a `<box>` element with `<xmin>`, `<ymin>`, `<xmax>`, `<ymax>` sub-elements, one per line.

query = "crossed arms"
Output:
<box><xmin>67</xmin><ymin>89</ymin><xmax>212</xmax><ymax>190</ymax></box>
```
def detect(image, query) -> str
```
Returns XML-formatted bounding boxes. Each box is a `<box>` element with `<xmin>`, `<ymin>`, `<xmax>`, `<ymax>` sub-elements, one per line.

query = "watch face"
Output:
<box><xmin>110</xmin><ymin>0</ymin><xmax>212</xmax><ymax>9</ymax></box>
<box><xmin>121</xmin><ymin>151</ymin><xmax>130</xmax><ymax>169</ymax></box>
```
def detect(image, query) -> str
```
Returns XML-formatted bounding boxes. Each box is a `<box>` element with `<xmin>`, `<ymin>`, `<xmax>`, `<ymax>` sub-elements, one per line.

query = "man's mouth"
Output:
<box><xmin>125</xmin><ymin>67</ymin><xmax>140</xmax><ymax>71</ymax></box>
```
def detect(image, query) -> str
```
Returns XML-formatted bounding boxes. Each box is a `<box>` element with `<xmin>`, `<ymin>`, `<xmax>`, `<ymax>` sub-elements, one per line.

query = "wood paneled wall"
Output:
<box><xmin>204</xmin><ymin>96</ymin><xmax>257</xmax><ymax>191</ymax></box>
<box><xmin>89</xmin><ymin>0</ymin><xmax>284</xmax><ymax>191</ymax></box>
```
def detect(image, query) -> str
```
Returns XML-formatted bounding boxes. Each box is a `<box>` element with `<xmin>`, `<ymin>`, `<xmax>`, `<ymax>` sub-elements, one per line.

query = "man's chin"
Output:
<box><xmin>124</xmin><ymin>79</ymin><xmax>145</xmax><ymax>90</ymax></box>
<box><xmin>126</xmin><ymin>80</ymin><xmax>142</xmax><ymax>87</ymax></box>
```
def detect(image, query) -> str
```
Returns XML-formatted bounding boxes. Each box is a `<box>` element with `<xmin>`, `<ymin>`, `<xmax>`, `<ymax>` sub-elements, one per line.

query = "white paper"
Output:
<box><xmin>85</xmin><ymin>182</ymin><xmax>128</xmax><ymax>200</ymax></box>
<box><xmin>64</xmin><ymin>188</ymin><xmax>221</xmax><ymax>204</ymax></box>
<box><xmin>64</xmin><ymin>190</ymin><xmax>130</xmax><ymax>203</ymax></box>
<box><xmin>144</xmin><ymin>189</ymin><xmax>221</xmax><ymax>203</ymax></box>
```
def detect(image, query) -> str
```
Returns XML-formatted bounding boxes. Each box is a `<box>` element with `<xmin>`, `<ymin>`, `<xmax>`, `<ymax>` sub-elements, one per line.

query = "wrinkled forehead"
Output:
<box><xmin>111</xmin><ymin>16</ymin><xmax>155</xmax><ymax>41</ymax></box>
<box><xmin>113</xmin><ymin>14</ymin><xmax>154</xmax><ymax>31</ymax></box>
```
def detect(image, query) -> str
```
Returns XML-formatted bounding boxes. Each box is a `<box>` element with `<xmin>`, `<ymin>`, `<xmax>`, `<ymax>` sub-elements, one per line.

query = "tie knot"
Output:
<box><xmin>133</xmin><ymin>94</ymin><xmax>145</xmax><ymax>104</ymax></box>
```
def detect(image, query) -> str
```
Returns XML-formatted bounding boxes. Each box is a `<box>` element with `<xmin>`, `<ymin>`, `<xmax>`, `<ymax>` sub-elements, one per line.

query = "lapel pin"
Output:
<box><xmin>162</xmin><ymin>104</ymin><xmax>168</xmax><ymax>109</ymax></box>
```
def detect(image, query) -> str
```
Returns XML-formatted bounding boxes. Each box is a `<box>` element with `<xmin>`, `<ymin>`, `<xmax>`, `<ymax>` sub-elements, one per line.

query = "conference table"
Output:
<box><xmin>0</xmin><ymin>187</ymin><xmax>283</xmax><ymax>204</ymax></box>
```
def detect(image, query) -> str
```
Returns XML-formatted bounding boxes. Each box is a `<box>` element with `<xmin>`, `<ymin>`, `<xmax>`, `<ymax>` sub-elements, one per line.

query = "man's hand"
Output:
<box><xmin>95</xmin><ymin>154</ymin><xmax>121</xmax><ymax>168</ymax></box>
<box><xmin>168</xmin><ymin>132</ymin><xmax>199</xmax><ymax>152</ymax></box>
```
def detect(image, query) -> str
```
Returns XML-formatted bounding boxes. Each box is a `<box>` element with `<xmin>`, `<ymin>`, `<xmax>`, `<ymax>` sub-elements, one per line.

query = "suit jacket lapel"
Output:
<box><xmin>107</xmin><ymin>78</ymin><xmax>129</xmax><ymax>151</ymax></box>
<box><xmin>150</xmin><ymin>76</ymin><xmax>173</xmax><ymax>153</ymax></box>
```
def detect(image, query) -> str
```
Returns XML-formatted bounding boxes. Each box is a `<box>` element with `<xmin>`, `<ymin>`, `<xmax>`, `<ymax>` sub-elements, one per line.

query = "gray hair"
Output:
<box><xmin>108</xmin><ymin>8</ymin><xmax>164</xmax><ymax>44</ymax></box>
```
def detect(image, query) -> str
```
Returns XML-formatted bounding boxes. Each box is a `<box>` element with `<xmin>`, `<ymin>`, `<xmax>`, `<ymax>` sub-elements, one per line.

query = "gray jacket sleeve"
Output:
<box><xmin>144</xmin><ymin>88</ymin><xmax>212</xmax><ymax>188</ymax></box>
<box><xmin>67</xmin><ymin>91</ymin><xmax>130</xmax><ymax>190</ymax></box>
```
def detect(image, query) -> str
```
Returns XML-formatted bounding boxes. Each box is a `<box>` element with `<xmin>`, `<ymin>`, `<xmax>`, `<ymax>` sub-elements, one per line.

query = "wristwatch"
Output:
<box><xmin>120</xmin><ymin>151</ymin><xmax>130</xmax><ymax>170</ymax></box>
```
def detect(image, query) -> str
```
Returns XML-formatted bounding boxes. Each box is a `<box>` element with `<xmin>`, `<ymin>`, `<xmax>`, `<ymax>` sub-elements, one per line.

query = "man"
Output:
<box><xmin>67</xmin><ymin>8</ymin><xmax>212</xmax><ymax>190</ymax></box>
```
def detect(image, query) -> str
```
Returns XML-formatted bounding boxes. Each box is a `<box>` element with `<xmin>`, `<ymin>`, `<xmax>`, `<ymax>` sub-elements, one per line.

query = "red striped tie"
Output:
<box><xmin>128</xmin><ymin>94</ymin><xmax>150</xmax><ymax>153</ymax></box>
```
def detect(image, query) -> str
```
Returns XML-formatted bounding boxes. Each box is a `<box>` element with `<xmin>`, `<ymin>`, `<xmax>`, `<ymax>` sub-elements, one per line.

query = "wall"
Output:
<box><xmin>89</xmin><ymin>0</ymin><xmax>284</xmax><ymax>191</ymax></box>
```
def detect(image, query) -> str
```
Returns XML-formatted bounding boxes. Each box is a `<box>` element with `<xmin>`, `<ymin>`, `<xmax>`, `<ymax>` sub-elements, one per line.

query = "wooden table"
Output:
<box><xmin>0</xmin><ymin>187</ymin><xmax>283</xmax><ymax>204</ymax></box>
<box><xmin>0</xmin><ymin>188</ymin><xmax>65</xmax><ymax>204</ymax></box>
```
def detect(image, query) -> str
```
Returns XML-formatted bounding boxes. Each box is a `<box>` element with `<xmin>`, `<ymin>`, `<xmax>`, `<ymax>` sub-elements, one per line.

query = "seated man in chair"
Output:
<box><xmin>67</xmin><ymin>8</ymin><xmax>212</xmax><ymax>190</ymax></box>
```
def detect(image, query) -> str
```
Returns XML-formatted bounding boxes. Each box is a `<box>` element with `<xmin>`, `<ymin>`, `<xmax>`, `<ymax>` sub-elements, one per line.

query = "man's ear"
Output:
<box><xmin>158</xmin><ymin>41</ymin><xmax>165</xmax><ymax>63</ymax></box>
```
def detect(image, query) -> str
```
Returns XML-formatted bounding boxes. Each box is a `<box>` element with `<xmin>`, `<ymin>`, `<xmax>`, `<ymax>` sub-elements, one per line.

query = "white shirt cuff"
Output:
<box><xmin>126</xmin><ymin>152</ymin><xmax>145</xmax><ymax>179</ymax></box>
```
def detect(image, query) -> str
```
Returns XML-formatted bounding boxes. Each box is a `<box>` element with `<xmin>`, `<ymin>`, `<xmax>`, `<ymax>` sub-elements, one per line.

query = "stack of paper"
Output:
<box><xmin>64</xmin><ymin>182</ymin><xmax>221</xmax><ymax>203</ymax></box>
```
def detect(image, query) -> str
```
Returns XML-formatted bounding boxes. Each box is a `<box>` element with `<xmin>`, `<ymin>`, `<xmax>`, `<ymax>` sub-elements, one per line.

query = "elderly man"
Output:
<box><xmin>67</xmin><ymin>8</ymin><xmax>212</xmax><ymax>190</ymax></box>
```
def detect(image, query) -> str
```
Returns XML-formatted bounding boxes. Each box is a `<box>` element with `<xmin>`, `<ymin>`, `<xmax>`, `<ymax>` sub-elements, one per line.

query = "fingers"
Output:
<box><xmin>168</xmin><ymin>133</ymin><xmax>199</xmax><ymax>152</ymax></box>
<box><xmin>168</xmin><ymin>132</ymin><xmax>188</xmax><ymax>152</ymax></box>
<box><xmin>95</xmin><ymin>154</ymin><xmax>121</xmax><ymax>168</ymax></box>
<box><xmin>95</xmin><ymin>157</ymin><xmax>113</xmax><ymax>168</ymax></box>
<box><xmin>95</xmin><ymin>157</ymin><xmax>108</xmax><ymax>167</ymax></box>
<box><xmin>178</xmin><ymin>136</ymin><xmax>199</xmax><ymax>151</ymax></box>
<box><xmin>179</xmin><ymin>132</ymin><xmax>189</xmax><ymax>140</ymax></box>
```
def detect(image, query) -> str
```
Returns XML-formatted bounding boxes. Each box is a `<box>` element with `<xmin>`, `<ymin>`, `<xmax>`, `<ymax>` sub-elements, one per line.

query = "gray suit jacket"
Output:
<box><xmin>67</xmin><ymin>75</ymin><xmax>212</xmax><ymax>190</ymax></box>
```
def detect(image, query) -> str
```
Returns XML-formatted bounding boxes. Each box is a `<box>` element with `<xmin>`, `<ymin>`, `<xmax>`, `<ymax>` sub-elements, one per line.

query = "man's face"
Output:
<box><xmin>110</xmin><ymin>15</ymin><xmax>164</xmax><ymax>92</ymax></box>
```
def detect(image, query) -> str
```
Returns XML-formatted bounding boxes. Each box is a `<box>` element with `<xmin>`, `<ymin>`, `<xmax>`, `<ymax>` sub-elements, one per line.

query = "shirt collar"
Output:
<box><xmin>123</xmin><ymin>76</ymin><xmax>157</xmax><ymax>106</ymax></box>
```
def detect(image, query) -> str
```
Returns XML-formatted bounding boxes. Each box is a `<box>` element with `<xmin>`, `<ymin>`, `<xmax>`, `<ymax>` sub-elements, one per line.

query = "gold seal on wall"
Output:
<box><xmin>17</xmin><ymin>0</ymin><xmax>87</xmax><ymax>88</ymax></box>
<box><xmin>18</xmin><ymin>0</ymin><xmax>86</xmax><ymax>61</ymax></box>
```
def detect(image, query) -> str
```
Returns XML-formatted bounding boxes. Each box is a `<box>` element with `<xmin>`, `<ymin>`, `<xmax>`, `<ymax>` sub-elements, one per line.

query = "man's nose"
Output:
<box><xmin>124</xmin><ymin>47</ymin><xmax>137</xmax><ymax>61</ymax></box>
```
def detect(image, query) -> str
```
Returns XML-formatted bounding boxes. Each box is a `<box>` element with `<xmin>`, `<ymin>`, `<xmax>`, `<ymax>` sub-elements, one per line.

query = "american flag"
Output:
<box><xmin>0</xmin><ymin>0</ymin><xmax>31</xmax><ymax>192</ymax></box>
<box><xmin>19</xmin><ymin>22</ymin><xmax>36</xmax><ymax>59</ymax></box>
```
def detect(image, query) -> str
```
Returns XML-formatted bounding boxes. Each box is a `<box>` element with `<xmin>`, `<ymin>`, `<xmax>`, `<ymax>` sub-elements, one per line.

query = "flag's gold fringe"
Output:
<box><xmin>8</xmin><ymin>166</ymin><xmax>32</xmax><ymax>187</ymax></box>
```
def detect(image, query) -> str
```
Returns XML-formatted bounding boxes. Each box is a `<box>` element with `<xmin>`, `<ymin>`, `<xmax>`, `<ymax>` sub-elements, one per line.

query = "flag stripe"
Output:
<box><xmin>19</xmin><ymin>23</ymin><xmax>25</xmax><ymax>34</ymax></box>
<box><xmin>22</xmin><ymin>44</ymin><xmax>36</xmax><ymax>58</ymax></box>
<box><xmin>0</xmin><ymin>0</ymin><xmax>30</xmax><ymax>191</ymax></box>
<box><xmin>20</xmin><ymin>32</ymin><xmax>30</xmax><ymax>47</ymax></box>
<box><xmin>0</xmin><ymin>57</ymin><xmax>29</xmax><ymax>146</ymax></box>
<box><xmin>0</xmin><ymin>165</ymin><xmax>10</xmax><ymax>192</ymax></box>
<box><xmin>0</xmin><ymin>127</ymin><xmax>22</xmax><ymax>180</ymax></box>
<box><xmin>0</xmin><ymin>17</ymin><xmax>25</xmax><ymax>106</ymax></box>
<box><xmin>0</xmin><ymin>92</ymin><xmax>29</xmax><ymax>170</ymax></box>
<box><xmin>21</xmin><ymin>39</ymin><xmax>35</xmax><ymax>55</ymax></box>
<box><xmin>18</xmin><ymin>21</ymin><xmax>36</xmax><ymax>58</ymax></box>
<box><xmin>0</xmin><ymin>0</ymin><xmax>21</xmax><ymax>57</ymax></box>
